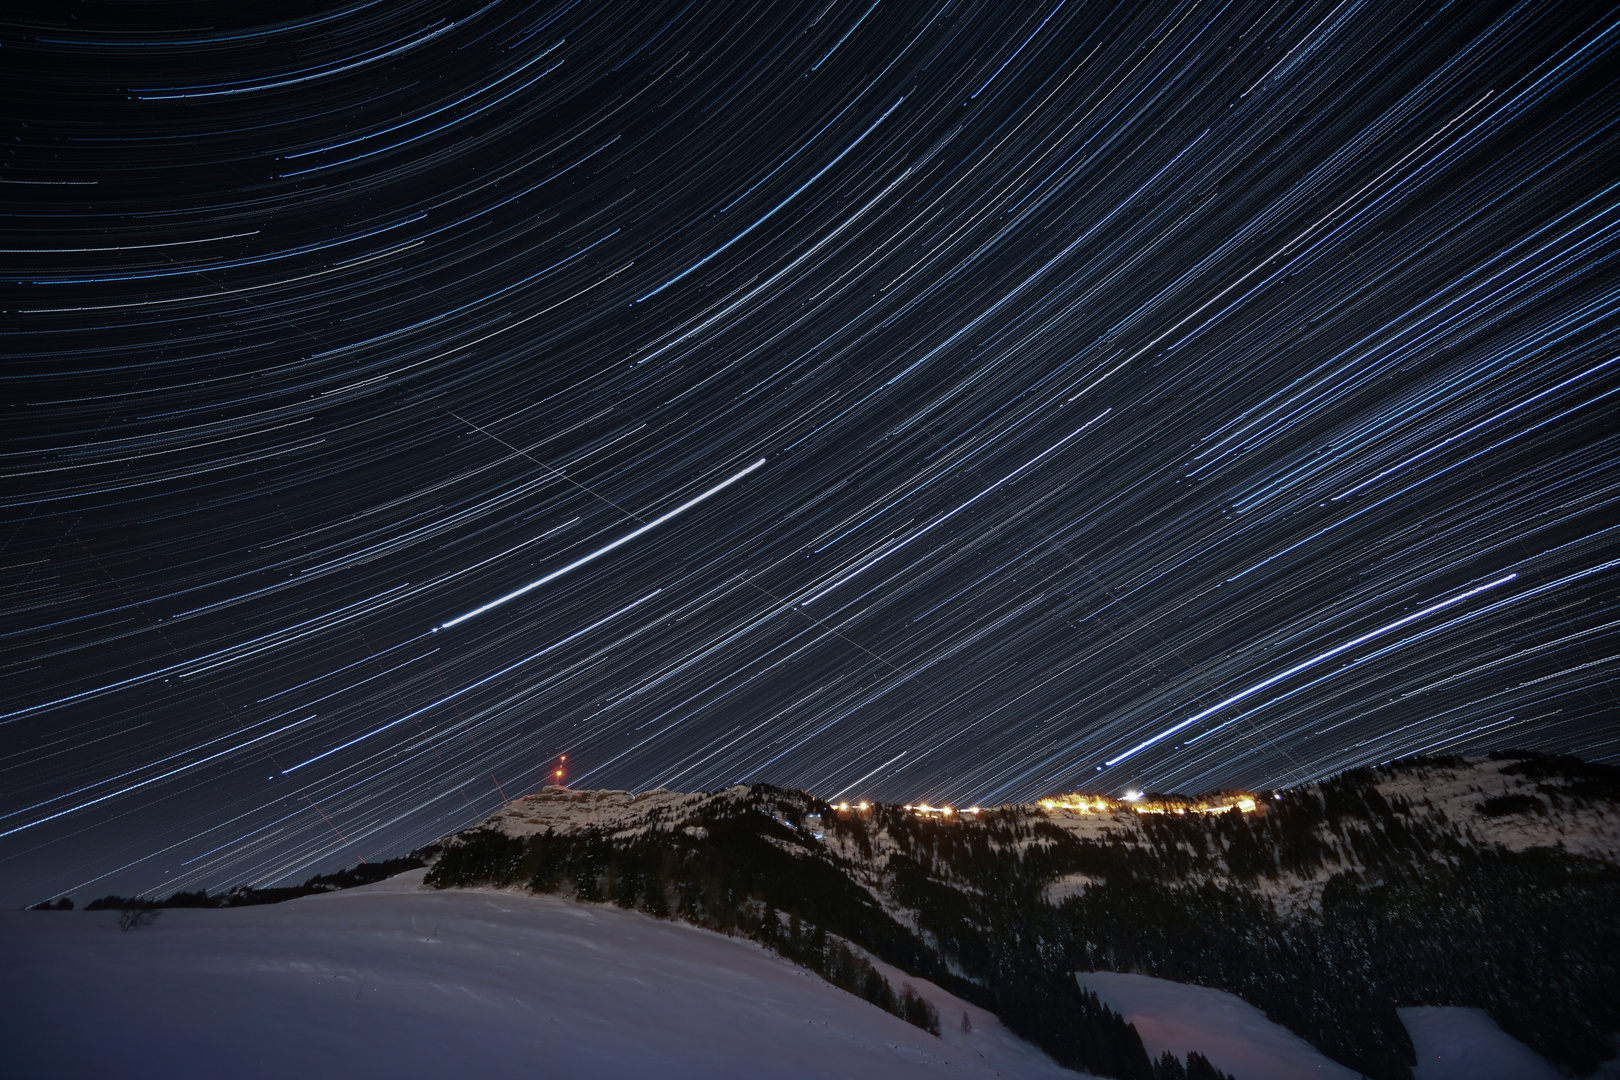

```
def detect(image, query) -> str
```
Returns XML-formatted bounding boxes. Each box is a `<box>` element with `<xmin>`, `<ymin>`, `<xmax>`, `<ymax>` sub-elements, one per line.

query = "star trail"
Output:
<box><xmin>3</xmin><ymin>0</ymin><xmax>1617</xmax><ymax>905</ymax></box>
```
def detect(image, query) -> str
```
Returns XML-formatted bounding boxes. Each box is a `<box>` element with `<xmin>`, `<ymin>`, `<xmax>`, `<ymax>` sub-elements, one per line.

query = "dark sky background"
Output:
<box><xmin>3</xmin><ymin>0</ymin><xmax>1618</xmax><ymax>907</ymax></box>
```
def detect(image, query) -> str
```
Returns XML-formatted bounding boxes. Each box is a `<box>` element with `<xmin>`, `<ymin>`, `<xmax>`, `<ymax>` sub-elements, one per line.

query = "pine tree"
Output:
<box><xmin>1184</xmin><ymin>1050</ymin><xmax>1235</xmax><ymax>1080</ymax></box>
<box><xmin>1152</xmin><ymin>1051</ymin><xmax>1186</xmax><ymax>1080</ymax></box>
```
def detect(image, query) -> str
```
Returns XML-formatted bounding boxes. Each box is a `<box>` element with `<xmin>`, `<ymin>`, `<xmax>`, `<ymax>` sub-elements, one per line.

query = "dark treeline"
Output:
<box><xmin>81</xmin><ymin>856</ymin><xmax>425</xmax><ymax>911</ymax></box>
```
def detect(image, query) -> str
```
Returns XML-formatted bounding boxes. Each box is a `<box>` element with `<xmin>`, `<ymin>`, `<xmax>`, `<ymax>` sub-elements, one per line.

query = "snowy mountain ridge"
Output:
<box><xmin>469</xmin><ymin>753</ymin><xmax>1620</xmax><ymax>917</ymax></box>
<box><xmin>426</xmin><ymin>750</ymin><xmax>1620</xmax><ymax>1080</ymax></box>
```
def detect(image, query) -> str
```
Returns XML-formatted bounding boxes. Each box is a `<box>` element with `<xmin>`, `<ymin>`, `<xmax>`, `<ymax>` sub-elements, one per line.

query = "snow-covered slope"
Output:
<box><xmin>484</xmin><ymin>784</ymin><xmax>733</xmax><ymax>839</ymax></box>
<box><xmin>1078</xmin><ymin>972</ymin><xmax>1363</xmax><ymax>1080</ymax></box>
<box><xmin>0</xmin><ymin>869</ymin><xmax>1077</xmax><ymax>1080</ymax></box>
<box><xmin>1400</xmin><ymin>1006</ymin><xmax>1564</xmax><ymax>1080</ymax></box>
<box><xmin>1372</xmin><ymin>756</ymin><xmax>1620</xmax><ymax>861</ymax></box>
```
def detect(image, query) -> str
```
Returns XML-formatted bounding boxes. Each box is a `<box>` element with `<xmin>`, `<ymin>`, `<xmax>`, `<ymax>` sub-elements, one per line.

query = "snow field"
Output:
<box><xmin>0</xmin><ymin>868</ymin><xmax>1082</xmax><ymax>1080</ymax></box>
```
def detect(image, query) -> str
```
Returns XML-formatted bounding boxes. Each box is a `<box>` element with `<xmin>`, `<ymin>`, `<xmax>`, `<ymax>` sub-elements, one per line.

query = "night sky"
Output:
<box><xmin>4</xmin><ymin>0</ymin><xmax>1618</xmax><ymax>906</ymax></box>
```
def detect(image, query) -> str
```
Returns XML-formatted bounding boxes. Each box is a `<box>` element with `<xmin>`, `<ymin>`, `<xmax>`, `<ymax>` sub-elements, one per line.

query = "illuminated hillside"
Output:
<box><xmin>427</xmin><ymin>751</ymin><xmax>1620</xmax><ymax>1079</ymax></box>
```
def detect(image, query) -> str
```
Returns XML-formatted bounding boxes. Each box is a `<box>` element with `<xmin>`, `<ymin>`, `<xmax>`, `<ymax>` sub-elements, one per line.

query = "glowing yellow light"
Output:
<box><xmin>1029</xmin><ymin>789</ymin><xmax>1259</xmax><ymax>818</ymax></box>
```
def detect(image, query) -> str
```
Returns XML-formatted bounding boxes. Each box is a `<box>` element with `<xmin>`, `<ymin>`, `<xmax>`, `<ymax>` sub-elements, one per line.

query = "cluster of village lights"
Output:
<box><xmin>905</xmin><ymin>803</ymin><xmax>982</xmax><ymax>816</ymax></box>
<box><xmin>830</xmin><ymin>793</ymin><xmax>1261</xmax><ymax>818</ymax></box>
<box><xmin>1039</xmin><ymin>792</ymin><xmax>1259</xmax><ymax>815</ymax></box>
<box><xmin>832</xmin><ymin>801</ymin><xmax>983</xmax><ymax>815</ymax></box>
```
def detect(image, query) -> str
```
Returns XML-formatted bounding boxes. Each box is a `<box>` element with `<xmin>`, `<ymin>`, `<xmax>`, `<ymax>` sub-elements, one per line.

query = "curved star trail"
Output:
<box><xmin>2</xmin><ymin>0</ymin><xmax>1617</xmax><ymax>905</ymax></box>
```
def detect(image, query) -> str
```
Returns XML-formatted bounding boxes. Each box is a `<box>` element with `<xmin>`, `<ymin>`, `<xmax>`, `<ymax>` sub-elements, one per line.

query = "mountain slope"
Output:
<box><xmin>424</xmin><ymin>750</ymin><xmax>1620</xmax><ymax>1079</ymax></box>
<box><xmin>2</xmin><ymin>869</ymin><xmax>1078</xmax><ymax>1080</ymax></box>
